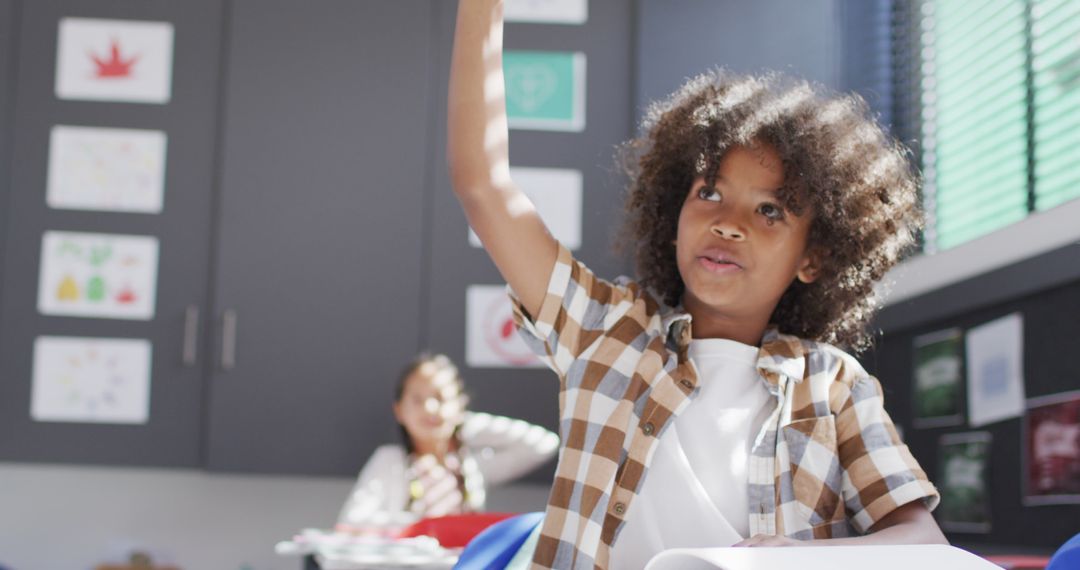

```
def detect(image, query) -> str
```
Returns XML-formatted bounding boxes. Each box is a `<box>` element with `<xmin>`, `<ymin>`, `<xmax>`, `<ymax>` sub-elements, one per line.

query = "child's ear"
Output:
<box><xmin>796</xmin><ymin>246</ymin><xmax>824</xmax><ymax>284</ymax></box>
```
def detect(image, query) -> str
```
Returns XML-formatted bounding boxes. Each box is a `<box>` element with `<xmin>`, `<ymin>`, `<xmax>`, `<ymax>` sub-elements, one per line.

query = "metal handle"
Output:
<box><xmin>221</xmin><ymin>309</ymin><xmax>238</xmax><ymax>371</ymax></box>
<box><xmin>182</xmin><ymin>304</ymin><xmax>199</xmax><ymax>366</ymax></box>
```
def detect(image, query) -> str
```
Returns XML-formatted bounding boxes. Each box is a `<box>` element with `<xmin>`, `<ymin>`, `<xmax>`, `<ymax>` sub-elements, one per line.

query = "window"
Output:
<box><xmin>896</xmin><ymin>0</ymin><xmax>1080</xmax><ymax>253</ymax></box>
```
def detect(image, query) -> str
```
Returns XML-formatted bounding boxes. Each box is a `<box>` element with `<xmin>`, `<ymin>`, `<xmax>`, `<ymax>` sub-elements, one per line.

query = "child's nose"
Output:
<box><xmin>710</xmin><ymin>222</ymin><xmax>745</xmax><ymax>241</ymax></box>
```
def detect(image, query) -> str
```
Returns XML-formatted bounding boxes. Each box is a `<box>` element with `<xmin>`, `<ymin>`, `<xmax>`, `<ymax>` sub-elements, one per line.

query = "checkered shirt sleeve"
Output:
<box><xmin>834</xmin><ymin>375</ymin><xmax>940</xmax><ymax>533</ymax></box>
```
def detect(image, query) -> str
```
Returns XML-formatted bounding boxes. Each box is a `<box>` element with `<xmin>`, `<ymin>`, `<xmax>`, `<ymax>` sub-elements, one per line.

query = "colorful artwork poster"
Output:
<box><xmin>965</xmin><ymin>313</ymin><xmax>1026</xmax><ymax>427</ymax></box>
<box><xmin>913</xmin><ymin>328</ymin><xmax>964</xmax><ymax>428</ymax></box>
<box><xmin>504</xmin><ymin>51</ymin><xmax>586</xmax><ymax>132</ymax></box>
<box><xmin>47</xmin><ymin>125</ymin><xmax>167</xmax><ymax>213</ymax></box>
<box><xmin>31</xmin><ymin>336</ymin><xmax>152</xmax><ymax>424</ymax></box>
<box><xmin>466</xmin><ymin>285</ymin><xmax>543</xmax><ymax>369</ymax></box>
<box><xmin>937</xmin><ymin>431</ymin><xmax>992</xmax><ymax>533</ymax></box>
<box><xmin>37</xmin><ymin>231</ymin><xmax>159</xmax><ymax>320</ymax></box>
<box><xmin>1024</xmin><ymin>390</ymin><xmax>1080</xmax><ymax>505</ymax></box>
<box><xmin>469</xmin><ymin>167</ymin><xmax>582</xmax><ymax>250</ymax></box>
<box><xmin>505</xmin><ymin>0</ymin><xmax>588</xmax><ymax>24</ymax></box>
<box><xmin>55</xmin><ymin>18</ymin><xmax>174</xmax><ymax>104</ymax></box>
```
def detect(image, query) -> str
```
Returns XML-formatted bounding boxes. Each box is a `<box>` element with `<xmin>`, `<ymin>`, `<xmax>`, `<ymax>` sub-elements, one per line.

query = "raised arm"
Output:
<box><xmin>448</xmin><ymin>0</ymin><xmax>558</xmax><ymax>319</ymax></box>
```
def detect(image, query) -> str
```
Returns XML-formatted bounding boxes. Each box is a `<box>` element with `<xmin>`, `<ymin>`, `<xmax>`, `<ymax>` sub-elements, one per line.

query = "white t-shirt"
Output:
<box><xmin>610</xmin><ymin>338</ymin><xmax>774</xmax><ymax>568</ymax></box>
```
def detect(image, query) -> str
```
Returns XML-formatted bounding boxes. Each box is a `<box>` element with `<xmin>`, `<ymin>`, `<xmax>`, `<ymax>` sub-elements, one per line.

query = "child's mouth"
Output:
<box><xmin>698</xmin><ymin>256</ymin><xmax>743</xmax><ymax>274</ymax></box>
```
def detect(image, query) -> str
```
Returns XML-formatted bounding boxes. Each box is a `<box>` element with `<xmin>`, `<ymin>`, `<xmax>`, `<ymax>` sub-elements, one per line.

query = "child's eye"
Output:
<box><xmin>697</xmin><ymin>186</ymin><xmax>722</xmax><ymax>202</ymax></box>
<box><xmin>759</xmin><ymin>203</ymin><xmax>785</xmax><ymax>221</ymax></box>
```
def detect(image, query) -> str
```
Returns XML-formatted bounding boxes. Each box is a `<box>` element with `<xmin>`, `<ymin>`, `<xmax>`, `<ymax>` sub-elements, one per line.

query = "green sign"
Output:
<box><xmin>504</xmin><ymin>51</ymin><xmax>585</xmax><ymax>132</ymax></box>
<box><xmin>913</xmin><ymin>328</ymin><xmax>964</xmax><ymax>427</ymax></box>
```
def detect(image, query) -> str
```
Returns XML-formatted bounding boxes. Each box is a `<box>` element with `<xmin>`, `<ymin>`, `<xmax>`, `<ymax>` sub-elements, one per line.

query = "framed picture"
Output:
<box><xmin>913</xmin><ymin>328</ymin><xmax>965</xmax><ymax>428</ymax></box>
<box><xmin>1024</xmin><ymin>390</ymin><xmax>1080</xmax><ymax>505</ymax></box>
<box><xmin>937</xmin><ymin>431</ymin><xmax>992</xmax><ymax>533</ymax></box>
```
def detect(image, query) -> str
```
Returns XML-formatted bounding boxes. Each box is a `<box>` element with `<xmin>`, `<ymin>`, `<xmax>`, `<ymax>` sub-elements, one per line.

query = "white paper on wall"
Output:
<box><xmin>31</xmin><ymin>336</ymin><xmax>152</xmax><ymax>424</ymax></box>
<box><xmin>469</xmin><ymin>167</ymin><xmax>583</xmax><ymax>250</ymax></box>
<box><xmin>505</xmin><ymin>0</ymin><xmax>588</xmax><ymax>24</ymax></box>
<box><xmin>966</xmin><ymin>313</ymin><xmax>1026</xmax><ymax>427</ymax></box>
<box><xmin>37</xmin><ymin>231</ymin><xmax>160</xmax><ymax>320</ymax></box>
<box><xmin>55</xmin><ymin>17</ymin><xmax>174</xmax><ymax>104</ymax></box>
<box><xmin>47</xmin><ymin>125</ymin><xmax>167</xmax><ymax>213</ymax></box>
<box><xmin>466</xmin><ymin>285</ymin><xmax>544</xmax><ymax>368</ymax></box>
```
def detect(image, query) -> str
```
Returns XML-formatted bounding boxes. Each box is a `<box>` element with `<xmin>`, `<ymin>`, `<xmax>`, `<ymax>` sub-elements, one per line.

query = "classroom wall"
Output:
<box><xmin>867</xmin><ymin>244</ymin><xmax>1080</xmax><ymax>551</ymax></box>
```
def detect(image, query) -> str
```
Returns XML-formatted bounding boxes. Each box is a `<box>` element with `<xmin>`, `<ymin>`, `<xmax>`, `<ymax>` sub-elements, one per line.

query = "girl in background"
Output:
<box><xmin>336</xmin><ymin>353</ymin><xmax>559</xmax><ymax>530</ymax></box>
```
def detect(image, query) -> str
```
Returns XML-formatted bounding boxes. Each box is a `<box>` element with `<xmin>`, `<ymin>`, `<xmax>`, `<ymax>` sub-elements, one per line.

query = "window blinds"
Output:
<box><xmin>1032</xmin><ymin>0</ymin><xmax>1080</xmax><ymax>210</ymax></box>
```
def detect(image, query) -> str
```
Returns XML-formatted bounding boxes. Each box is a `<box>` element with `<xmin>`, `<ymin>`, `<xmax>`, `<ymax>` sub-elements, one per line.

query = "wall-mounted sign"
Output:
<box><xmin>465</xmin><ymin>285</ymin><xmax>543</xmax><ymax>369</ymax></box>
<box><xmin>505</xmin><ymin>0</ymin><xmax>588</xmax><ymax>24</ymax></box>
<box><xmin>47</xmin><ymin>125</ymin><xmax>167</xmax><ymax>213</ymax></box>
<box><xmin>37</xmin><ymin>231</ymin><xmax>160</xmax><ymax>320</ymax></box>
<box><xmin>55</xmin><ymin>17</ymin><xmax>174</xmax><ymax>104</ymax></box>
<box><xmin>505</xmin><ymin>50</ymin><xmax>586</xmax><ymax>132</ymax></box>
<box><xmin>469</xmin><ymin>167</ymin><xmax>582</xmax><ymax>250</ymax></box>
<box><xmin>32</xmin><ymin>336</ymin><xmax>152</xmax><ymax>424</ymax></box>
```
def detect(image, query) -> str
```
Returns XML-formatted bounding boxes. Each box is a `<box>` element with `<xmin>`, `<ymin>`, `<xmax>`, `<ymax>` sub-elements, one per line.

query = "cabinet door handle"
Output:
<box><xmin>182</xmin><ymin>304</ymin><xmax>199</xmax><ymax>366</ymax></box>
<box><xmin>221</xmin><ymin>309</ymin><xmax>238</xmax><ymax>371</ymax></box>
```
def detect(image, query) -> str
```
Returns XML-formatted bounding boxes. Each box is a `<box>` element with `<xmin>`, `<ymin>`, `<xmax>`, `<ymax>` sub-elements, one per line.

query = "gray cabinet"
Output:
<box><xmin>0</xmin><ymin>0</ymin><xmax>224</xmax><ymax>467</ymax></box>
<box><xmin>203</xmin><ymin>0</ymin><xmax>433</xmax><ymax>475</ymax></box>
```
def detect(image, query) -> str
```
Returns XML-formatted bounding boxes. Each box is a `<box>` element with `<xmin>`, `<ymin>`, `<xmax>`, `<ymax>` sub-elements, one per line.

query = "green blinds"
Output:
<box><xmin>1032</xmin><ymin>0</ymin><xmax>1080</xmax><ymax>210</ymax></box>
<box><xmin>926</xmin><ymin>0</ymin><xmax>1029</xmax><ymax>250</ymax></box>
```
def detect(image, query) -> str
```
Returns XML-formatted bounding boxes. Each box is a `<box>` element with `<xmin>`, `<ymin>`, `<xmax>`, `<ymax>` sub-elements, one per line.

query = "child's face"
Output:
<box><xmin>394</xmin><ymin>363</ymin><xmax>466</xmax><ymax>449</ymax></box>
<box><xmin>675</xmin><ymin>143</ymin><xmax>820</xmax><ymax>336</ymax></box>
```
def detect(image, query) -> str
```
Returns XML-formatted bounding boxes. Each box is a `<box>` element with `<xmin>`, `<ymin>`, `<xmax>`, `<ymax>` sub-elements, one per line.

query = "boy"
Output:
<box><xmin>448</xmin><ymin>1</ymin><xmax>946</xmax><ymax>568</ymax></box>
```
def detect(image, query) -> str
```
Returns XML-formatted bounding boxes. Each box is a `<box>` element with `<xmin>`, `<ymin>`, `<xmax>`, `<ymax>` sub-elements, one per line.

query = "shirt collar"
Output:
<box><xmin>661</xmin><ymin>305</ymin><xmax>808</xmax><ymax>388</ymax></box>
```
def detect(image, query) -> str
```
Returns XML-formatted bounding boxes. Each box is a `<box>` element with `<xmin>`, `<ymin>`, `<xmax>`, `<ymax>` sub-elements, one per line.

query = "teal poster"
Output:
<box><xmin>504</xmin><ymin>50</ymin><xmax>585</xmax><ymax>132</ymax></box>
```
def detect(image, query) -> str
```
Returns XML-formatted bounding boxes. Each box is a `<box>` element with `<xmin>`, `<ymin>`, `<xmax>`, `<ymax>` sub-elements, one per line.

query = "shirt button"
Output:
<box><xmin>642</xmin><ymin>422</ymin><xmax>655</xmax><ymax>436</ymax></box>
<box><xmin>680</xmin><ymin>379</ymin><xmax>693</xmax><ymax>389</ymax></box>
<box><xmin>614</xmin><ymin>502</ymin><xmax>626</xmax><ymax>515</ymax></box>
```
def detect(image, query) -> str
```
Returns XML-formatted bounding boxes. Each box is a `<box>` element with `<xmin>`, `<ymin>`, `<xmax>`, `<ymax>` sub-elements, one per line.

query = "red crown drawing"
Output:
<box><xmin>90</xmin><ymin>39</ymin><xmax>139</xmax><ymax>78</ymax></box>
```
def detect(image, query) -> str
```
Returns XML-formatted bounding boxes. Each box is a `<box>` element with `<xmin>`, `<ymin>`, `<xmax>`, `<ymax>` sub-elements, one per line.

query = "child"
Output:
<box><xmin>448</xmin><ymin>1</ymin><xmax>946</xmax><ymax>568</ymax></box>
<box><xmin>336</xmin><ymin>353</ymin><xmax>558</xmax><ymax>530</ymax></box>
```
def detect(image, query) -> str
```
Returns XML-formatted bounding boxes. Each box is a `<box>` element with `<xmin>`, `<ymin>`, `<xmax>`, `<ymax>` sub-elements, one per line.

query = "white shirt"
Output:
<box><xmin>610</xmin><ymin>338</ymin><xmax>773</xmax><ymax>568</ymax></box>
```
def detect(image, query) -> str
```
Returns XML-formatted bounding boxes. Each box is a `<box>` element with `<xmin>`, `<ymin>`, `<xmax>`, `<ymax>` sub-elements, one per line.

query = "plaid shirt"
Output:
<box><xmin>510</xmin><ymin>245</ymin><xmax>939</xmax><ymax>570</ymax></box>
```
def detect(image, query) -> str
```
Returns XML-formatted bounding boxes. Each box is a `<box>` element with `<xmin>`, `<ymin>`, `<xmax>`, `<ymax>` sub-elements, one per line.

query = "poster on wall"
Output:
<box><xmin>965</xmin><ymin>313</ymin><xmax>1025</xmax><ymax>427</ymax></box>
<box><xmin>465</xmin><ymin>285</ymin><xmax>543</xmax><ymax>369</ymax></box>
<box><xmin>937</xmin><ymin>431</ymin><xmax>992</xmax><ymax>533</ymax></box>
<box><xmin>47</xmin><ymin>125</ymin><xmax>167</xmax><ymax>213</ymax></box>
<box><xmin>469</xmin><ymin>167</ymin><xmax>582</xmax><ymax>250</ymax></box>
<box><xmin>1024</xmin><ymin>390</ymin><xmax>1080</xmax><ymax>505</ymax></box>
<box><xmin>37</xmin><ymin>231</ymin><xmax>159</xmax><ymax>320</ymax></box>
<box><xmin>913</xmin><ymin>328</ymin><xmax>964</xmax><ymax>428</ymax></box>
<box><xmin>31</xmin><ymin>336</ymin><xmax>152</xmax><ymax>424</ymax></box>
<box><xmin>504</xmin><ymin>51</ymin><xmax>586</xmax><ymax>132</ymax></box>
<box><xmin>505</xmin><ymin>0</ymin><xmax>588</xmax><ymax>24</ymax></box>
<box><xmin>55</xmin><ymin>17</ymin><xmax>174</xmax><ymax>104</ymax></box>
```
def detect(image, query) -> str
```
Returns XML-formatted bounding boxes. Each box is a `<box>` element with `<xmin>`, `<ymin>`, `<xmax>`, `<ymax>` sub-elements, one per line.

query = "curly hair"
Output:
<box><xmin>618</xmin><ymin>69</ymin><xmax>922</xmax><ymax>351</ymax></box>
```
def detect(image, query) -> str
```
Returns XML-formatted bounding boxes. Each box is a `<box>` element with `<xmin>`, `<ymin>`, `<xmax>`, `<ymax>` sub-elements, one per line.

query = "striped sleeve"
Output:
<box><xmin>508</xmin><ymin>244</ymin><xmax>639</xmax><ymax>379</ymax></box>
<box><xmin>835</xmin><ymin>376</ymin><xmax>941</xmax><ymax>533</ymax></box>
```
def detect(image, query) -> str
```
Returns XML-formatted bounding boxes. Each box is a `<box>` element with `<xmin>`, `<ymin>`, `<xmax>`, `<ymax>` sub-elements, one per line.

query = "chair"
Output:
<box><xmin>1046</xmin><ymin>531</ymin><xmax>1080</xmax><ymax>570</ymax></box>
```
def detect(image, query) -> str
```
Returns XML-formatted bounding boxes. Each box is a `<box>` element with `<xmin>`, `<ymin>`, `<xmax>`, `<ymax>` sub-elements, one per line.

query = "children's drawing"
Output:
<box><xmin>466</xmin><ymin>285</ymin><xmax>543</xmax><ymax>368</ymax></box>
<box><xmin>505</xmin><ymin>0</ymin><xmax>588</xmax><ymax>24</ymax></box>
<box><xmin>31</xmin><ymin>336</ymin><xmax>152</xmax><ymax>424</ymax></box>
<box><xmin>37</xmin><ymin>231</ymin><xmax>159</xmax><ymax>320</ymax></box>
<box><xmin>504</xmin><ymin>51</ymin><xmax>586</xmax><ymax>132</ymax></box>
<box><xmin>469</xmin><ymin>167</ymin><xmax>582</xmax><ymax>250</ymax></box>
<box><xmin>55</xmin><ymin>18</ymin><xmax>174</xmax><ymax>103</ymax></box>
<box><xmin>47</xmin><ymin>125</ymin><xmax>167</xmax><ymax>213</ymax></box>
